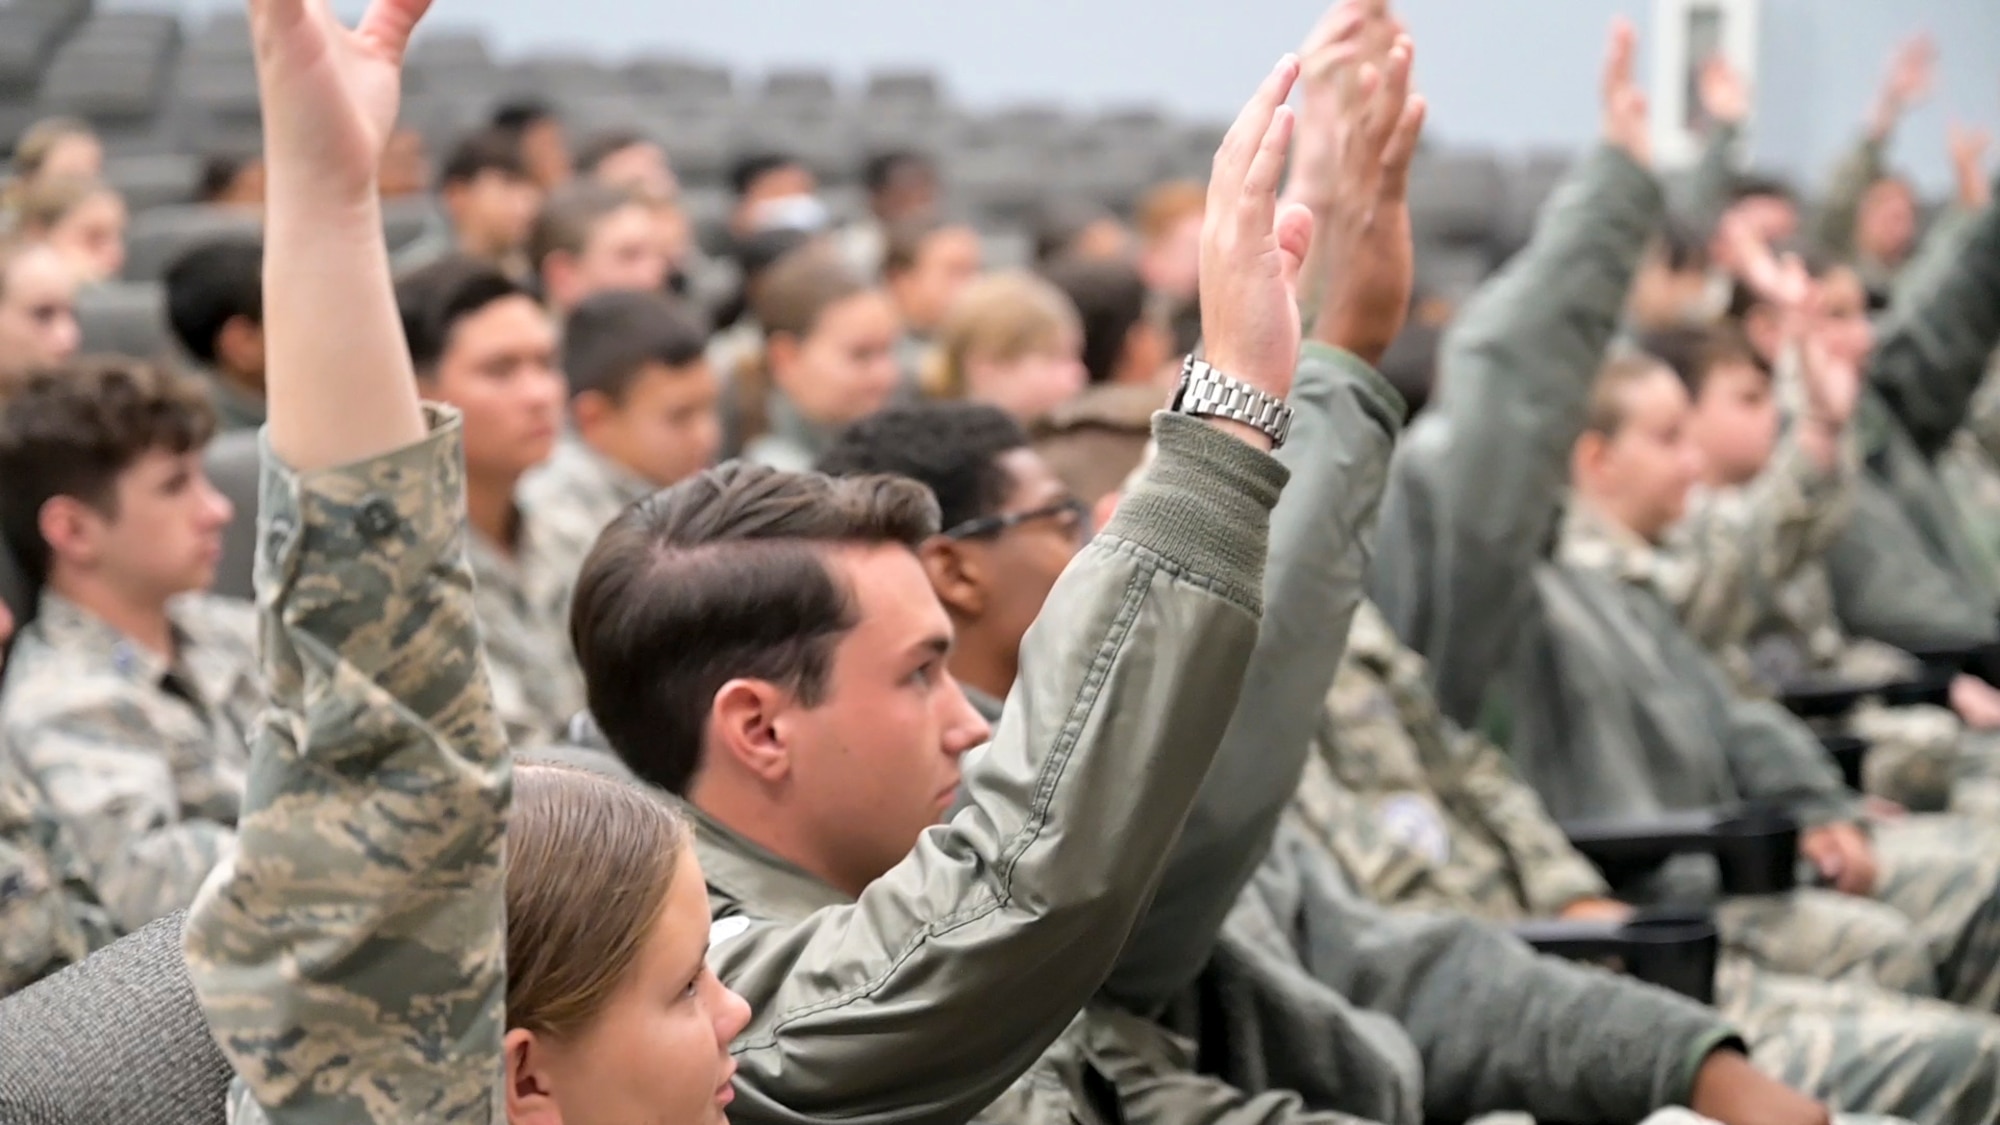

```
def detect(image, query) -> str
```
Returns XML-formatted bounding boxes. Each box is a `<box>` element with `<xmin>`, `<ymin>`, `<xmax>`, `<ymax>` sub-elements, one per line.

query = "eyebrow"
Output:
<box><xmin>913</xmin><ymin>635</ymin><xmax>952</xmax><ymax>661</ymax></box>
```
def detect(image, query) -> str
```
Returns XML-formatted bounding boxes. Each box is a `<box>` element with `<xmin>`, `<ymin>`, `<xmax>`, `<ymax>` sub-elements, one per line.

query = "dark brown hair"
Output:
<box><xmin>753</xmin><ymin>244</ymin><xmax>868</xmax><ymax>341</ymax></box>
<box><xmin>506</xmin><ymin>763</ymin><xmax>689</xmax><ymax>1040</ymax></box>
<box><xmin>572</xmin><ymin>462</ymin><xmax>939</xmax><ymax>794</ymax></box>
<box><xmin>1641</xmin><ymin>321</ymin><xmax>1763</xmax><ymax>400</ymax></box>
<box><xmin>1583</xmin><ymin>353</ymin><xmax>1676</xmax><ymax>438</ymax></box>
<box><xmin>528</xmin><ymin>181</ymin><xmax>647</xmax><ymax>274</ymax></box>
<box><xmin>0</xmin><ymin>360</ymin><xmax>216</xmax><ymax>583</ymax></box>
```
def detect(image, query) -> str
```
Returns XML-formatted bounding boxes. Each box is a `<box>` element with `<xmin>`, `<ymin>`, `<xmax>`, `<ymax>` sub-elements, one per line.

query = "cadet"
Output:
<box><xmin>1305</xmin><ymin>597</ymin><xmax>2000</xmax><ymax>1123</ymax></box>
<box><xmin>0</xmin><ymin>361</ymin><xmax>256</xmax><ymax>934</ymax></box>
<box><xmin>519</xmin><ymin>289</ymin><xmax>721</xmax><ymax>597</ymax></box>
<box><xmin>395</xmin><ymin>254</ymin><xmax>582</xmax><ymax>747</ymax></box>
<box><xmin>164</xmin><ymin>237</ymin><xmax>269</xmax><ymax>433</ymax></box>
<box><xmin>526</xmin><ymin>181</ymin><xmax>670</xmax><ymax>322</ymax></box>
<box><xmin>0</xmin><ymin>238</ymin><xmax>80</xmax><ymax>387</ymax></box>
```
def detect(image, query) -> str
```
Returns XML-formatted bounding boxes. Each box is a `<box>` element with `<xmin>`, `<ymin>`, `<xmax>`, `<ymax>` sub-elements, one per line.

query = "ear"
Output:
<box><xmin>1571</xmin><ymin>431</ymin><xmax>1608</xmax><ymax>484</ymax></box>
<box><xmin>764</xmin><ymin>333</ymin><xmax>803</xmax><ymax>390</ymax></box>
<box><xmin>37</xmin><ymin>495</ymin><xmax>101</xmax><ymax>571</ymax></box>
<box><xmin>919</xmin><ymin>536</ymin><xmax>986</xmax><ymax>619</ymax></box>
<box><xmin>710</xmin><ymin>678</ymin><xmax>796</xmax><ymax>784</ymax></box>
<box><xmin>217</xmin><ymin>316</ymin><xmax>264</xmax><ymax>375</ymax></box>
<box><xmin>503</xmin><ymin>1028</ymin><xmax>564</xmax><ymax>1125</ymax></box>
<box><xmin>571</xmin><ymin>388</ymin><xmax>615</xmax><ymax>437</ymax></box>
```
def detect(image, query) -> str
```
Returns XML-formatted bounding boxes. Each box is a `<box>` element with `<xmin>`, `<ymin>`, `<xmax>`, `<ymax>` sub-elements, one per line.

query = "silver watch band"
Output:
<box><xmin>1170</xmin><ymin>356</ymin><xmax>1294</xmax><ymax>448</ymax></box>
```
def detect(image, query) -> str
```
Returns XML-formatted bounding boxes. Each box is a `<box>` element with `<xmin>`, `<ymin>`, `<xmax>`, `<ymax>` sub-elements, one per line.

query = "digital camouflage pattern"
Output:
<box><xmin>0</xmin><ymin>590</ymin><xmax>260</xmax><ymax>933</ymax></box>
<box><xmin>1302</xmin><ymin>612</ymin><xmax>2000</xmax><ymax>1122</ymax></box>
<box><xmin>184</xmin><ymin>408</ymin><xmax>508</xmax><ymax>1123</ymax></box>
<box><xmin>0</xmin><ymin>745</ymin><xmax>116</xmax><ymax>995</ymax></box>
<box><xmin>517</xmin><ymin>435</ymin><xmax>658</xmax><ymax>609</ymax></box>
<box><xmin>466</xmin><ymin>502</ymin><xmax>586</xmax><ymax>749</ymax></box>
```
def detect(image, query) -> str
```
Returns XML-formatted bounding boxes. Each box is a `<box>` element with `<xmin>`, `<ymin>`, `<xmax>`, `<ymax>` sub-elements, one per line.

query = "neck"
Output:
<box><xmin>465</xmin><ymin>471</ymin><xmax>521</xmax><ymax>553</ymax></box>
<box><xmin>692</xmin><ymin>780</ymin><xmax>870</xmax><ymax>899</ymax></box>
<box><xmin>1576</xmin><ymin>490</ymin><xmax>1658</xmax><ymax>545</ymax></box>
<box><xmin>948</xmin><ymin>630</ymin><xmax>1017</xmax><ymax>705</ymax></box>
<box><xmin>49</xmin><ymin>573</ymin><xmax>175</xmax><ymax>659</ymax></box>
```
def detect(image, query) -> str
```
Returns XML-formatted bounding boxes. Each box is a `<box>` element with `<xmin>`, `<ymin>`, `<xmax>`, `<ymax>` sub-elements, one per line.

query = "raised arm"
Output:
<box><xmin>1104</xmin><ymin>13</ymin><xmax>1424</xmax><ymax>1012</ymax></box>
<box><xmin>1867</xmin><ymin>180</ymin><xmax>2000</xmax><ymax>459</ymax></box>
<box><xmin>183</xmin><ymin>0</ymin><xmax>510</xmax><ymax>1119</ymax></box>
<box><xmin>710</xmin><ymin>58</ymin><xmax>1314</xmax><ymax>1123</ymax></box>
<box><xmin>1374</xmin><ymin>20</ymin><xmax>1665</xmax><ymax>725</ymax></box>
<box><xmin>1809</xmin><ymin>35</ymin><xmax>1932</xmax><ymax>265</ymax></box>
<box><xmin>1685</xmin><ymin>55</ymin><xmax>1749</xmax><ymax>235</ymax></box>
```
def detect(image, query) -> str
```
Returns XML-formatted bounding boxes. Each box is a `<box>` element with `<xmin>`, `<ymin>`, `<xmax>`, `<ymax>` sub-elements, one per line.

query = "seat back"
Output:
<box><xmin>204</xmin><ymin>428</ymin><xmax>261</xmax><ymax>602</ymax></box>
<box><xmin>0</xmin><ymin>911</ymin><xmax>231</xmax><ymax>1125</ymax></box>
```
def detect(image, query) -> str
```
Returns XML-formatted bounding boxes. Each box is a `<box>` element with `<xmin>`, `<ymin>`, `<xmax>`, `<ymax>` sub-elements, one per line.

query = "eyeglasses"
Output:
<box><xmin>942</xmin><ymin>498</ymin><xmax>1091</xmax><ymax>545</ymax></box>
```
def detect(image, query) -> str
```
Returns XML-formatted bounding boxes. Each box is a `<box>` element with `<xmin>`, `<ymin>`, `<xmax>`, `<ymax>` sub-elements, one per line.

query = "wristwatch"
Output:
<box><xmin>1169</xmin><ymin>356</ymin><xmax>1294</xmax><ymax>448</ymax></box>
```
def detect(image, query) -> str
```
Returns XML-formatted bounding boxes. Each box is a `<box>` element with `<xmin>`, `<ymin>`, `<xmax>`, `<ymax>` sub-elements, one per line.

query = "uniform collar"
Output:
<box><xmin>689</xmin><ymin>805</ymin><xmax>853</xmax><ymax>922</ymax></box>
<box><xmin>766</xmin><ymin>393</ymin><xmax>838</xmax><ymax>465</ymax></box>
<box><xmin>1556</xmin><ymin>499</ymin><xmax>1697</xmax><ymax>604</ymax></box>
<box><xmin>568</xmin><ymin>438</ymin><xmax>657</xmax><ymax>509</ymax></box>
<box><xmin>31</xmin><ymin>590</ymin><xmax>212</xmax><ymax>696</ymax></box>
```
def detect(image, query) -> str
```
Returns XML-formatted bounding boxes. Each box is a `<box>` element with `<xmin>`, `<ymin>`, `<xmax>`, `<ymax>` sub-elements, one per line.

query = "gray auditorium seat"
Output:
<box><xmin>1409</xmin><ymin>149</ymin><xmax>1506</xmax><ymax>249</ymax></box>
<box><xmin>0</xmin><ymin>911</ymin><xmax>232</xmax><ymax>1125</ymax></box>
<box><xmin>36</xmin><ymin>11</ymin><xmax>180</xmax><ymax>125</ymax></box>
<box><xmin>0</xmin><ymin>1</ymin><xmax>87</xmax><ymax>99</ymax></box>
<box><xmin>762</xmin><ymin>67</ymin><xmax>838</xmax><ymax>106</ymax></box>
<box><xmin>864</xmin><ymin>69</ymin><xmax>943</xmax><ymax>109</ymax></box>
<box><xmin>381</xmin><ymin>195</ymin><xmax>445</xmax><ymax>253</ymax></box>
<box><xmin>103</xmin><ymin>153</ymin><xmax>202</xmax><ymax>212</ymax></box>
<box><xmin>205</xmin><ymin>428</ymin><xmax>260</xmax><ymax>603</ymax></box>
<box><xmin>626</xmin><ymin>57</ymin><xmax>732</xmax><ymax>102</ymax></box>
<box><xmin>75</xmin><ymin>281</ymin><xmax>171</xmax><ymax>360</ymax></box>
<box><xmin>123</xmin><ymin>205</ymin><xmax>262</xmax><ymax>283</ymax></box>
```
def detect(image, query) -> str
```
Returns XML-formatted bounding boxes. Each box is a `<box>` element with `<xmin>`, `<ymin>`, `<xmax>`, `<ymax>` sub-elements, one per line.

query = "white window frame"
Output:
<box><xmin>1650</xmin><ymin>0</ymin><xmax>1761</xmax><ymax>168</ymax></box>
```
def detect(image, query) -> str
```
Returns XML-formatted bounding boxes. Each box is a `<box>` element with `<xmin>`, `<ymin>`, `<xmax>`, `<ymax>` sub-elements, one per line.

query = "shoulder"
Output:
<box><xmin>175</xmin><ymin>595</ymin><xmax>258</xmax><ymax>653</ymax></box>
<box><xmin>0</xmin><ymin>635</ymin><xmax>134</xmax><ymax>730</ymax></box>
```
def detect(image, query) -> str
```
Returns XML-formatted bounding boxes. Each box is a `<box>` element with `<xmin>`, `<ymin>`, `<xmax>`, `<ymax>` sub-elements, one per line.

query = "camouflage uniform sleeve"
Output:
<box><xmin>0</xmin><ymin>743</ymin><xmax>115</xmax><ymax>995</ymax></box>
<box><xmin>6</xmin><ymin>702</ymin><xmax>236</xmax><ymax>933</ymax></box>
<box><xmin>1670</xmin><ymin>414</ymin><xmax>1857</xmax><ymax>654</ymax></box>
<box><xmin>183</xmin><ymin>405</ymin><xmax>508</xmax><ymax>1124</ymax></box>
<box><xmin>1808</xmin><ymin>135</ymin><xmax>1885</xmax><ymax>267</ymax></box>
<box><xmin>1442</xmin><ymin>726</ymin><xmax>1611</xmax><ymax>916</ymax></box>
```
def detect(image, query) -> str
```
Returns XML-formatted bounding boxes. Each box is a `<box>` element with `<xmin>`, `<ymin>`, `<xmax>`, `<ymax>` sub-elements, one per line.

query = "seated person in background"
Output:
<box><xmin>528</xmin><ymin>182</ymin><xmax>669</xmax><ymax>321</ymax></box>
<box><xmin>492</xmin><ymin>98</ymin><xmax>572</xmax><ymax>193</ymax></box>
<box><xmin>196</xmin><ymin>152</ymin><xmax>266</xmax><ymax>208</ymax></box>
<box><xmin>842</xmin><ymin>149</ymin><xmax>941</xmax><ymax>277</ymax></box>
<box><xmin>396</xmin><ymin>256</ymin><xmax>580</xmax><ymax>747</ymax></box>
<box><xmin>882</xmin><ymin>216</ymin><xmax>982</xmax><ymax>383</ymax></box>
<box><xmin>396</xmin><ymin>126</ymin><xmax>542</xmax><ymax>279</ymax></box>
<box><xmin>575</xmin><ymin>128</ymin><xmax>679</xmax><ymax>203</ymax></box>
<box><xmin>923</xmin><ymin>270</ymin><xmax>1086</xmax><ymax>423</ymax></box>
<box><xmin>728</xmin><ymin>151</ymin><xmax>825</xmax><ymax>243</ymax></box>
<box><xmin>1032</xmin><ymin>197</ymin><xmax>1133</xmax><ymax>267</ymax></box>
<box><xmin>1626</xmin><ymin>219</ymin><xmax>1718</xmax><ymax>334</ymax></box>
<box><xmin>0</xmin><ymin>361</ymin><xmax>255</xmax><ymax>935</ymax></box>
<box><xmin>164</xmin><ymin>237</ymin><xmax>267</xmax><ymax>432</ymax></box>
<box><xmin>0</xmin><ymin>239</ymin><xmax>80</xmax><ymax>386</ymax></box>
<box><xmin>1135</xmin><ymin>178</ymin><xmax>1204</xmax><ymax>321</ymax></box>
<box><xmin>1037</xmin><ymin>257</ymin><xmax>1177</xmax><ymax>506</ymax></box>
<box><xmin>13</xmin><ymin>177</ymin><xmax>127</xmax><ymax>284</ymax></box>
<box><xmin>377</xmin><ymin>124</ymin><xmax>432</xmax><ymax>199</ymax></box>
<box><xmin>818</xmin><ymin>401</ymin><xmax>1086</xmax><ymax>720</ymax></box>
<box><xmin>0</xmin><ymin>583</ymin><xmax>116</xmax><ymax>999</ymax></box>
<box><xmin>741</xmin><ymin>244</ymin><xmax>900</xmax><ymax>470</ymax></box>
<box><xmin>7</xmin><ymin>118</ymin><xmax>103</xmax><ymax>198</ymax></box>
<box><xmin>521</xmin><ymin>289</ymin><xmax>719</xmax><ymax>593</ymax></box>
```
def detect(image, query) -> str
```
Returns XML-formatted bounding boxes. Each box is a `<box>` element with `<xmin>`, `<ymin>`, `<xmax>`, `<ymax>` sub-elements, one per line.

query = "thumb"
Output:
<box><xmin>1274</xmin><ymin>202</ymin><xmax>1315</xmax><ymax>290</ymax></box>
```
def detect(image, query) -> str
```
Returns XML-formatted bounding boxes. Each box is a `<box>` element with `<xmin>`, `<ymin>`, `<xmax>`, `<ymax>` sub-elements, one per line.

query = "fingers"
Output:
<box><xmin>356</xmin><ymin>0</ymin><xmax>433</xmax><ymax>60</ymax></box>
<box><xmin>1366</xmin><ymin>38</ymin><xmax>1415</xmax><ymax>154</ymax></box>
<box><xmin>1603</xmin><ymin>18</ymin><xmax>1636</xmax><ymax>103</ymax></box>
<box><xmin>1211</xmin><ymin>55</ymin><xmax>1301</xmax><ymax>218</ymax></box>
<box><xmin>1302</xmin><ymin>2</ymin><xmax>1366</xmax><ymax>57</ymax></box>
<box><xmin>1379</xmin><ymin>94</ymin><xmax>1427</xmax><ymax>199</ymax></box>
<box><xmin>1240</xmin><ymin>105</ymin><xmax>1297</xmax><ymax>239</ymax></box>
<box><xmin>1274</xmin><ymin>202</ymin><xmax>1316</xmax><ymax>290</ymax></box>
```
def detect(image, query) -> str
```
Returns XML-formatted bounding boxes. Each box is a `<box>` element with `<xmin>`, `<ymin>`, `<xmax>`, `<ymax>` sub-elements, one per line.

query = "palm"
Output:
<box><xmin>1699</xmin><ymin>57</ymin><xmax>1748</xmax><ymax>125</ymax></box>
<box><xmin>253</xmin><ymin>0</ymin><xmax>427</xmax><ymax>192</ymax></box>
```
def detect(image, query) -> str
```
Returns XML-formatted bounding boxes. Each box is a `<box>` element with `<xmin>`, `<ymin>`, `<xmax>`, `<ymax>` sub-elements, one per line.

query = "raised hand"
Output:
<box><xmin>1601</xmin><ymin>19</ymin><xmax>1651</xmax><ymax>167</ymax></box>
<box><xmin>1698</xmin><ymin>54</ymin><xmax>1751</xmax><ymax>129</ymax></box>
<box><xmin>1285</xmin><ymin>0</ymin><xmax>1385</xmax><ymax>213</ymax></box>
<box><xmin>1870</xmin><ymin>35</ymin><xmax>1936</xmax><ymax>141</ymax></box>
<box><xmin>1311</xmin><ymin>35</ymin><xmax>1427</xmax><ymax>364</ymax></box>
<box><xmin>1798</xmin><ymin>291</ymin><xmax>1864</xmax><ymax>430</ymax></box>
<box><xmin>250</xmin><ymin>0</ymin><xmax>431</xmax><ymax>204</ymax></box>
<box><xmin>1950</xmin><ymin>123</ymin><xmax>1993</xmax><ymax>209</ymax></box>
<box><xmin>1199</xmin><ymin>54</ymin><xmax>1315</xmax><ymax>440</ymax></box>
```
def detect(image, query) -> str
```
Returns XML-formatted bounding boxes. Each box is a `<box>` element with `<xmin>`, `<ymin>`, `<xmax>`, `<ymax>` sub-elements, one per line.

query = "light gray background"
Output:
<box><xmin>122</xmin><ymin>0</ymin><xmax>2000</xmax><ymax>191</ymax></box>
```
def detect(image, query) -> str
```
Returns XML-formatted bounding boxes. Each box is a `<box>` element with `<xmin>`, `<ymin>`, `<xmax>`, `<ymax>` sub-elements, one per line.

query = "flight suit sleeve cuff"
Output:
<box><xmin>1677</xmin><ymin>1029</ymin><xmax>1752</xmax><ymax>1110</ymax></box>
<box><xmin>1106</xmin><ymin>412</ymin><xmax>1290</xmax><ymax>615</ymax></box>
<box><xmin>1300</xmin><ymin>341</ymin><xmax>1409</xmax><ymax>433</ymax></box>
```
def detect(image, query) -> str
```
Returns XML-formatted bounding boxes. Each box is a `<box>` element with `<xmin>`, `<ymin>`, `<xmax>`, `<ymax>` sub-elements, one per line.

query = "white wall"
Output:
<box><xmin>128</xmin><ymin>0</ymin><xmax>2000</xmax><ymax>190</ymax></box>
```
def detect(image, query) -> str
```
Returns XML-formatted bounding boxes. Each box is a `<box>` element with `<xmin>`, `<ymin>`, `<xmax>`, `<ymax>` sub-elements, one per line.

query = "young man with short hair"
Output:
<box><xmin>396</xmin><ymin>255</ymin><xmax>579</xmax><ymax>746</ymax></box>
<box><xmin>0</xmin><ymin>360</ymin><xmax>256</xmax><ymax>935</ymax></box>
<box><xmin>520</xmin><ymin>288</ymin><xmax>720</xmax><ymax>589</ymax></box>
<box><xmin>164</xmin><ymin>237</ymin><xmax>267</xmax><ymax>432</ymax></box>
<box><xmin>527</xmin><ymin>181</ymin><xmax>670</xmax><ymax>320</ymax></box>
<box><xmin>0</xmin><ymin>239</ymin><xmax>80</xmax><ymax>387</ymax></box>
<box><xmin>728</xmin><ymin>151</ymin><xmax>823</xmax><ymax>241</ymax></box>
<box><xmin>841</xmin><ymin>149</ymin><xmax>939</xmax><ymax>276</ymax></box>
<box><xmin>575</xmin><ymin>128</ymin><xmax>677</xmax><ymax>202</ymax></box>
<box><xmin>491</xmin><ymin>98</ymin><xmax>572</xmax><ymax>193</ymax></box>
<box><xmin>396</xmin><ymin>126</ymin><xmax>543</xmax><ymax>278</ymax></box>
<box><xmin>1035</xmin><ymin>256</ymin><xmax>1177</xmax><ymax>506</ymax></box>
